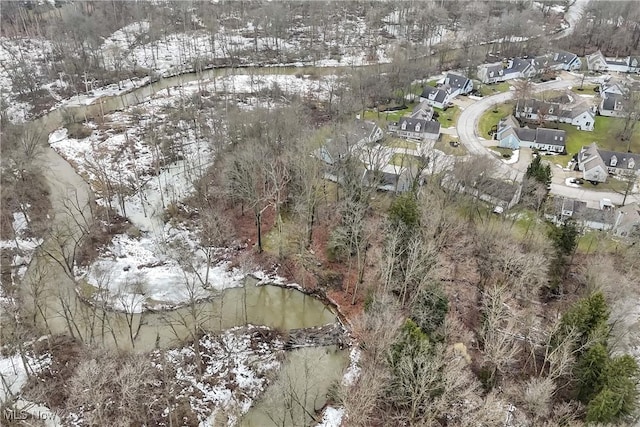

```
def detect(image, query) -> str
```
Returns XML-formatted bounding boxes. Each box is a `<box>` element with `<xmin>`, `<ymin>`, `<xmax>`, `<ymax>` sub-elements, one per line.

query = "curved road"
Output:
<box><xmin>456</xmin><ymin>76</ymin><xmax>640</xmax><ymax>207</ymax></box>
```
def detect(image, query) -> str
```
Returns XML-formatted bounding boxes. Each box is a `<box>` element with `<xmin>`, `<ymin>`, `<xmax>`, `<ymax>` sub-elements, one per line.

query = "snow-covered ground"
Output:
<box><xmin>48</xmin><ymin>88</ymin><xmax>237</xmax><ymax>311</ymax></box>
<box><xmin>0</xmin><ymin>38</ymin><xmax>54</xmax><ymax>122</ymax></box>
<box><xmin>0</xmin><ymin>211</ymin><xmax>43</xmax><ymax>289</ymax></box>
<box><xmin>155</xmin><ymin>326</ymin><xmax>283</xmax><ymax>427</ymax></box>
<box><xmin>0</xmin><ymin>347</ymin><xmax>52</xmax><ymax>404</ymax></box>
<box><xmin>46</xmin><ymin>73</ymin><xmax>344</xmax><ymax>312</ymax></box>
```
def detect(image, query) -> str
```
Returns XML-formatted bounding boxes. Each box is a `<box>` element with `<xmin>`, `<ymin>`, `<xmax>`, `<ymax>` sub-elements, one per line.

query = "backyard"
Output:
<box><xmin>476</xmin><ymin>81</ymin><xmax>511</xmax><ymax>97</ymax></box>
<box><xmin>478</xmin><ymin>102</ymin><xmax>514</xmax><ymax>138</ymax></box>
<box><xmin>556</xmin><ymin>115</ymin><xmax>640</xmax><ymax>155</ymax></box>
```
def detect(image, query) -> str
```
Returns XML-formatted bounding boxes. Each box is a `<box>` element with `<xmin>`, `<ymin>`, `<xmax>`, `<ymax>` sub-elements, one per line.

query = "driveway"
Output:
<box><xmin>455</xmin><ymin>76</ymin><xmax>640</xmax><ymax>207</ymax></box>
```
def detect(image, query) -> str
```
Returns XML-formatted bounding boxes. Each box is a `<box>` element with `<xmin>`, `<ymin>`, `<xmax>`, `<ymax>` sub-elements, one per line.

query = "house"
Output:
<box><xmin>533</xmin><ymin>51</ymin><xmax>582</xmax><ymax>71</ymax></box>
<box><xmin>587</xmin><ymin>50</ymin><xmax>640</xmax><ymax>73</ymax></box>
<box><xmin>497</xmin><ymin>116</ymin><xmax>567</xmax><ymax>152</ymax></box>
<box><xmin>614</xmin><ymin>203</ymin><xmax>640</xmax><ymax>237</ymax></box>
<box><xmin>388</xmin><ymin>117</ymin><xmax>440</xmax><ymax>142</ymax></box>
<box><xmin>598</xmin><ymin>79</ymin><xmax>629</xmax><ymax>117</ymax></box>
<box><xmin>557</xmin><ymin>103</ymin><xmax>596</xmax><ymax>131</ymax></box>
<box><xmin>420</xmin><ymin>86</ymin><xmax>449</xmax><ymax>109</ymax></box>
<box><xmin>440</xmin><ymin>73</ymin><xmax>473</xmax><ymax>97</ymax></box>
<box><xmin>578</xmin><ymin>143</ymin><xmax>640</xmax><ymax>183</ymax></box>
<box><xmin>546</xmin><ymin>196</ymin><xmax>615</xmax><ymax>231</ymax></box>
<box><xmin>599</xmin><ymin>93</ymin><xmax>625</xmax><ymax>117</ymax></box>
<box><xmin>348</xmin><ymin>119</ymin><xmax>384</xmax><ymax>146</ymax></box>
<box><xmin>514</xmin><ymin>99</ymin><xmax>595</xmax><ymax>131</ymax></box>
<box><xmin>477</xmin><ymin>62</ymin><xmax>506</xmax><ymax>84</ymax></box>
<box><xmin>410</xmin><ymin>100</ymin><xmax>434</xmax><ymax>121</ymax></box>
<box><xmin>477</xmin><ymin>57</ymin><xmax>537</xmax><ymax>84</ymax></box>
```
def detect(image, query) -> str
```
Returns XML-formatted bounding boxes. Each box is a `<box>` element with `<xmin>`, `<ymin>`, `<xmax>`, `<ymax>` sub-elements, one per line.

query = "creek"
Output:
<box><xmin>20</xmin><ymin>65</ymin><xmax>349</xmax><ymax>425</ymax></box>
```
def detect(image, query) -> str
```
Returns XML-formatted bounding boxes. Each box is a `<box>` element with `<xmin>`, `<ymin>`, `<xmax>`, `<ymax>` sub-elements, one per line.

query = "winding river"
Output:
<box><xmin>20</xmin><ymin>66</ymin><xmax>349</xmax><ymax>426</ymax></box>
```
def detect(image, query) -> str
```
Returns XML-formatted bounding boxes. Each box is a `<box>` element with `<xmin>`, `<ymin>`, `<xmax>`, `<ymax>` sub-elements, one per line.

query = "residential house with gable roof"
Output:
<box><xmin>440</xmin><ymin>73</ymin><xmax>474</xmax><ymax>97</ymax></box>
<box><xmin>477</xmin><ymin>57</ymin><xmax>537</xmax><ymax>84</ymax></box>
<box><xmin>578</xmin><ymin>143</ymin><xmax>640</xmax><ymax>183</ymax></box>
<box><xmin>533</xmin><ymin>51</ymin><xmax>582</xmax><ymax>71</ymax></box>
<box><xmin>587</xmin><ymin>50</ymin><xmax>640</xmax><ymax>73</ymax></box>
<box><xmin>388</xmin><ymin>100</ymin><xmax>441</xmax><ymax>143</ymax></box>
<box><xmin>497</xmin><ymin>115</ymin><xmax>567</xmax><ymax>152</ymax></box>
<box><xmin>514</xmin><ymin>98</ymin><xmax>595</xmax><ymax>131</ymax></box>
<box><xmin>419</xmin><ymin>85</ymin><xmax>449</xmax><ymax>109</ymax></box>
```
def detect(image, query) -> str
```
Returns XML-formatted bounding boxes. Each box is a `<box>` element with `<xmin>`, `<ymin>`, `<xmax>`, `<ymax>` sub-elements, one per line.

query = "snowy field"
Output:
<box><xmin>46</xmin><ymin>72</ymin><xmax>345</xmax><ymax>311</ymax></box>
<box><xmin>48</xmin><ymin>88</ymin><xmax>234</xmax><ymax>311</ymax></box>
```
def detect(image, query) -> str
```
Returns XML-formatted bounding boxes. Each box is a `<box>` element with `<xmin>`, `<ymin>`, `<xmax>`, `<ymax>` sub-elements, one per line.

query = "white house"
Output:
<box><xmin>420</xmin><ymin>86</ymin><xmax>449</xmax><ymax>109</ymax></box>
<box><xmin>533</xmin><ymin>51</ymin><xmax>582</xmax><ymax>71</ymax></box>
<box><xmin>546</xmin><ymin>197</ymin><xmax>615</xmax><ymax>231</ymax></box>
<box><xmin>477</xmin><ymin>57</ymin><xmax>537</xmax><ymax>84</ymax></box>
<box><xmin>389</xmin><ymin>117</ymin><xmax>440</xmax><ymax>142</ymax></box>
<box><xmin>578</xmin><ymin>143</ymin><xmax>640</xmax><ymax>183</ymax></box>
<box><xmin>440</xmin><ymin>73</ymin><xmax>473</xmax><ymax>97</ymax></box>
<box><xmin>599</xmin><ymin>94</ymin><xmax>625</xmax><ymax>117</ymax></box>
<box><xmin>587</xmin><ymin>50</ymin><xmax>640</xmax><ymax>73</ymax></box>
<box><xmin>514</xmin><ymin>99</ymin><xmax>595</xmax><ymax>131</ymax></box>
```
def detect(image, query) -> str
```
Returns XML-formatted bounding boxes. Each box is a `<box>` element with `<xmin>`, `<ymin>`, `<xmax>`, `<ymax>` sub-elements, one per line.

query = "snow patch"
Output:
<box><xmin>317</xmin><ymin>406</ymin><xmax>345</xmax><ymax>427</ymax></box>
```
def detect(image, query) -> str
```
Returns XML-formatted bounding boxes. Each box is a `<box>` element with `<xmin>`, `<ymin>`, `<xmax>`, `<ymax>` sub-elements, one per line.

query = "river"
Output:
<box><xmin>19</xmin><ymin>65</ymin><xmax>351</xmax><ymax>426</ymax></box>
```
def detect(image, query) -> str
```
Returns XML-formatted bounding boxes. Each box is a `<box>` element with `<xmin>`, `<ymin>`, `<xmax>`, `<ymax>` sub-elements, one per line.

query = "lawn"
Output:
<box><xmin>362</xmin><ymin>103</ymin><xmax>416</xmax><ymax>124</ymax></box>
<box><xmin>478</xmin><ymin>102</ymin><xmax>514</xmax><ymax>138</ymax></box>
<box><xmin>435</xmin><ymin>135</ymin><xmax>468</xmax><ymax>156</ymax></box>
<box><xmin>476</xmin><ymin>81</ymin><xmax>511</xmax><ymax>97</ymax></box>
<box><xmin>490</xmin><ymin>146</ymin><xmax>513</xmax><ymax>158</ymax></box>
<box><xmin>571</xmin><ymin>84</ymin><xmax>599</xmax><ymax>95</ymax></box>
<box><xmin>385</xmin><ymin>138</ymin><xmax>417</xmax><ymax>150</ymax></box>
<box><xmin>581</xmin><ymin>176</ymin><xmax>633</xmax><ymax>193</ymax></box>
<box><xmin>556</xmin><ymin>115</ymin><xmax>640</xmax><ymax>156</ymax></box>
<box><xmin>577</xmin><ymin>230</ymin><xmax>621</xmax><ymax>254</ymax></box>
<box><xmin>435</xmin><ymin>105</ymin><xmax>461</xmax><ymax>126</ymax></box>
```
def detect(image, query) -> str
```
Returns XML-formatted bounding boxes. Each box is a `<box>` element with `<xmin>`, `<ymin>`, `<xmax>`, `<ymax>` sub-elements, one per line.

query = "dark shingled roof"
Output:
<box><xmin>444</xmin><ymin>73</ymin><xmax>470</xmax><ymax>90</ymax></box>
<box><xmin>397</xmin><ymin>117</ymin><xmax>441</xmax><ymax>135</ymax></box>
<box><xmin>514</xmin><ymin>128</ymin><xmax>537</xmax><ymax>142</ymax></box>
<box><xmin>421</xmin><ymin>85</ymin><xmax>448</xmax><ymax>103</ymax></box>
<box><xmin>505</xmin><ymin>57</ymin><xmax>533</xmax><ymax>75</ymax></box>
<box><xmin>534</xmin><ymin>128</ymin><xmax>566</xmax><ymax>147</ymax></box>
<box><xmin>597</xmin><ymin>149</ymin><xmax>640</xmax><ymax>171</ymax></box>
<box><xmin>601</xmin><ymin>94</ymin><xmax>623</xmax><ymax>112</ymax></box>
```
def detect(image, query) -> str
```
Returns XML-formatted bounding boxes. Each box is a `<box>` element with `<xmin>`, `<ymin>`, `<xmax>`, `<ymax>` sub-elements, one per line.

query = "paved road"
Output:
<box><xmin>455</xmin><ymin>76</ymin><xmax>640</xmax><ymax>208</ymax></box>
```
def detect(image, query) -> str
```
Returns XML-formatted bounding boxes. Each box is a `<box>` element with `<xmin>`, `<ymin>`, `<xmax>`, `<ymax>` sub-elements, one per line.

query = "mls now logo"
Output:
<box><xmin>3</xmin><ymin>408</ymin><xmax>29</xmax><ymax>421</ymax></box>
<box><xmin>3</xmin><ymin>407</ymin><xmax>60</xmax><ymax>422</ymax></box>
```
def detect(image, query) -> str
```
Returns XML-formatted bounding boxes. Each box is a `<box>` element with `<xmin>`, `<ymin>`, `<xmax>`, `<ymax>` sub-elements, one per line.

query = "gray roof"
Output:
<box><xmin>552</xmin><ymin>197</ymin><xmax>615</xmax><ymax>226</ymax></box>
<box><xmin>476</xmin><ymin>177</ymin><xmax>519</xmax><ymax>203</ymax></box>
<box><xmin>514</xmin><ymin>127</ymin><xmax>537</xmax><ymax>142</ymax></box>
<box><xmin>516</xmin><ymin>98</ymin><xmax>559</xmax><ymax>115</ymax></box>
<box><xmin>397</xmin><ymin>117</ymin><xmax>440</xmax><ymax>135</ymax></box>
<box><xmin>597</xmin><ymin>149</ymin><xmax>640</xmax><ymax>171</ymax></box>
<box><xmin>483</xmin><ymin>63</ymin><xmax>505</xmax><ymax>78</ymax></box>
<box><xmin>411</xmin><ymin>100</ymin><xmax>434</xmax><ymax>120</ymax></box>
<box><xmin>601</xmin><ymin>94</ymin><xmax>623</xmax><ymax>111</ymax></box>
<box><xmin>444</xmin><ymin>73</ymin><xmax>470</xmax><ymax>90</ymax></box>
<box><xmin>534</xmin><ymin>51</ymin><xmax>578</xmax><ymax>68</ymax></box>
<box><xmin>421</xmin><ymin>86</ymin><xmax>448</xmax><ymax>103</ymax></box>
<box><xmin>505</xmin><ymin>57</ymin><xmax>533</xmax><ymax>75</ymax></box>
<box><xmin>534</xmin><ymin>128</ymin><xmax>566</xmax><ymax>147</ymax></box>
<box><xmin>553</xmin><ymin>51</ymin><xmax>578</xmax><ymax>65</ymax></box>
